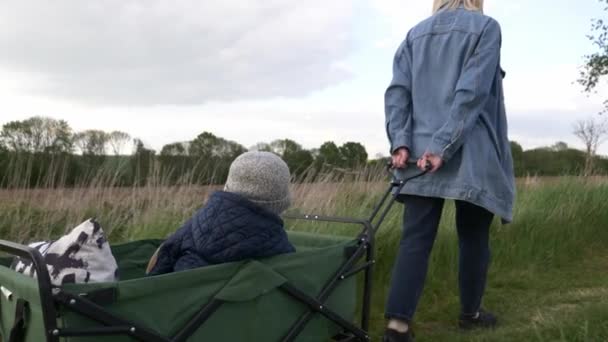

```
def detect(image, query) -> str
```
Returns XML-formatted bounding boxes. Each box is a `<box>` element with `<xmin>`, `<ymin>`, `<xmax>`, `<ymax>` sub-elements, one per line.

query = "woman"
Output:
<box><xmin>383</xmin><ymin>0</ymin><xmax>515</xmax><ymax>341</ymax></box>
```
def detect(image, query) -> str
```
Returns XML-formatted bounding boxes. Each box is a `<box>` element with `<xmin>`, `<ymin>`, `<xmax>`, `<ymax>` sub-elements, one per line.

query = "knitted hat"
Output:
<box><xmin>224</xmin><ymin>151</ymin><xmax>291</xmax><ymax>214</ymax></box>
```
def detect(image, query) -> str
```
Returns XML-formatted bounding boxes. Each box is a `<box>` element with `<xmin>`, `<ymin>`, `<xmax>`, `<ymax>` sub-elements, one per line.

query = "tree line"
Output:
<box><xmin>0</xmin><ymin>116</ymin><xmax>368</xmax><ymax>188</ymax></box>
<box><xmin>0</xmin><ymin>116</ymin><xmax>607</xmax><ymax>188</ymax></box>
<box><xmin>510</xmin><ymin>140</ymin><xmax>608</xmax><ymax>177</ymax></box>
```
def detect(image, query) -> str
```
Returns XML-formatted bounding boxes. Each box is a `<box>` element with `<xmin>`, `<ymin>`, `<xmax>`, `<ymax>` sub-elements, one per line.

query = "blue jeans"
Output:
<box><xmin>385</xmin><ymin>195</ymin><xmax>494</xmax><ymax>322</ymax></box>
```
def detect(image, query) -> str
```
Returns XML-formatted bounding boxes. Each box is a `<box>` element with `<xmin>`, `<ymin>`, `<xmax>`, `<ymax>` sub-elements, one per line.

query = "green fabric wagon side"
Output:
<box><xmin>0</xmin><ymin>231</ymin><xmax>364</xmax><ymax>342</ymax></box>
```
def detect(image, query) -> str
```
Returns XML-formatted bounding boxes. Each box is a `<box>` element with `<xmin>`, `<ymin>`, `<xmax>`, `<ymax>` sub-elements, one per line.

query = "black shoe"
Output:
<box><xmin>459</xmin><ymin>308</ymin><xmax>498</xmax><ymax>330</ymax></box>
<box><xmin>382</xmin><ymin>328</ymin><xmax>414</xmax><ymax>342</ymax></box>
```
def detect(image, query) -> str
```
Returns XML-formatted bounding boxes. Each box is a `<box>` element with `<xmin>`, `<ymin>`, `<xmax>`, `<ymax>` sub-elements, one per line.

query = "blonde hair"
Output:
<box><xmin>433</xmin><ymin>0</ymin><xmax>484</xmax><ymax>13</ymax></box>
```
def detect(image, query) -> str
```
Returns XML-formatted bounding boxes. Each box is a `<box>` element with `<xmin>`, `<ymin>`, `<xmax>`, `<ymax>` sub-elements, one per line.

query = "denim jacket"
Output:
<box><xmin>385</xmin><ymin>6</ymin><xmax>515</xmax><ymax>222</ymax></box>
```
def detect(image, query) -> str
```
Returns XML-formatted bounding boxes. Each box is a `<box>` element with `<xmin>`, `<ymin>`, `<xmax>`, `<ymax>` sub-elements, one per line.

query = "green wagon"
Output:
<box><xmin>0</xmin><ymin>166</ymin><xmax>426</xmax><ymax>342</ymax></box>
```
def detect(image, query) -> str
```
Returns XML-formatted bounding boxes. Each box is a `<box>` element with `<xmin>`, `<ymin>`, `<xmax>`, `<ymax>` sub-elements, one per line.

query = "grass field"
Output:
<box><xmin>0</xmin><ymin>175</ymin><xmax>607</xmax><ymax>341</ymax></box>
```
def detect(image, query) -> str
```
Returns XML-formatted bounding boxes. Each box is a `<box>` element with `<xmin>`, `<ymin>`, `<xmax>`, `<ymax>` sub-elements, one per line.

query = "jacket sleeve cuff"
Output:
<box><xmin>426</xmin><ymin>137</ymin><xmax>452</xmax><ymax>162</ymax></box>
<box><xmin>390</xmin><ymin>134</ymin><xmax>411</xmax><ymax>154</ymax></box>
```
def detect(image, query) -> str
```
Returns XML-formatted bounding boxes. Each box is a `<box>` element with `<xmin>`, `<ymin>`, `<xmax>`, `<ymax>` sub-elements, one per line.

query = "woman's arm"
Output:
<box><xmin>385</xmin><ymin>36</ymin><xmax>414</xmax><ymax>155</ymax></box>
<box><xmin>426</xmin><ymin>19</ymin><xmax>502</xmax><ymax>162</ymax></box>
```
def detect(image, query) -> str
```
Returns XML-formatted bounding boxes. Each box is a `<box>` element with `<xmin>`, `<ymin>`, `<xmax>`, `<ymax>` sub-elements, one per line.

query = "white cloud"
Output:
<box><xmin>367</xmin><ymin>0</ymin><xmax>525</xmax><ymax>51</ymax></box>
<box><xmin>367</xmin><ymin>1</ymin><xmax>430</xmax><ymax>50</ymax></box>
<box><xmin>368</xmin><ymin>1</ymin><xmax>430</xmax><ymax>28</ymax></box>
<box><xmin>2</xmin><ymin>0</ymin><xmax>607</xmax><ymax>158</ymax></box>
<box><xmin>0</xmin><ymin>1</ymin><xmax>354</xmax><ymax>106</ymax></box>
<box><xmin>500</xmin><ymin>61</ymin><xmax>607</xmax><ymax>154</ymax></box>
<box><xmin>504</xmin><ymin>64</ymin><xmax>605</xmax><ymax>114</ymax></box>
<box><xmin>0</xmin><ymin>88</ymin><xmax>389</xmax><ymax>157</ymax></box>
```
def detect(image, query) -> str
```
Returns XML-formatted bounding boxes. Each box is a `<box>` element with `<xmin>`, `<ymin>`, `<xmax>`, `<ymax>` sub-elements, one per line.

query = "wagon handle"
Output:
<box><xmin>280</xmin><ymin>159</ymin><xmax>429</xmax><ymax>338</ymax></box>
<box><xmin>384</xmin><ymin>159</ymin><xmax>431</xmax><ymax>178</ymax></box>
<box><xmin>0</xmin><ymin>240</ymin><xmax>59</xmax><ymax>342</ymax></box>
<box><xmin>367</xmin><ymin>159</ymin><xmax>430</xmax><ymax>230</ymax></box>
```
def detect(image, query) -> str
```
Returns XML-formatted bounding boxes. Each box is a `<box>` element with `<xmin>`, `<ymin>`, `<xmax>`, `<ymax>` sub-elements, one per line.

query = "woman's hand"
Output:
<box><xmin>391</xmin><ymin>147</ymin><xmax>410</xmax><ymax>169</ymax></box>
<box><xmin>417</xmin><ymin>152</ymin><xmax>443</xmax><ymax>172</ymax></box>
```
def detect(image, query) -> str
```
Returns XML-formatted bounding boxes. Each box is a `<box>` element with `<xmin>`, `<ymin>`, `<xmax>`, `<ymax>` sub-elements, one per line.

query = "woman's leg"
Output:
<box><xmin>385</xmin><ymin>195</ymin><xmax>445</xmax><ymax>322</ymax></box>
<box><xmin>455</xmin><ymin>200</ymin><xmax>494</xmax><ymax>315</ymax></box>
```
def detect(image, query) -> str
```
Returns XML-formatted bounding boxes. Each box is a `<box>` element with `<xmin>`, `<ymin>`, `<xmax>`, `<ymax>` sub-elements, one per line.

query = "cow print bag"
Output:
<box><xmin>11</xmin><ymin>219</ymin><xmax>119</xmax><ymax>285</ymax></box>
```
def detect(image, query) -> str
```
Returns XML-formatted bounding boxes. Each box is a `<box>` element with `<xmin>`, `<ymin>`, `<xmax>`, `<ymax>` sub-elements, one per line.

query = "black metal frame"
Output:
<box><xmin>0</xmin><ymin>240</ymin><xmax>59</xmax><ymax>342</ymax></box>
<box><xmin>0</xmin><ymin>162</ymin><xmax>425</xmax><ymax>342</ymax></box>
<box><xmin>279</xmin><ymin>163</ymin><xmax>428</xmax><ymax>341</ymax></box>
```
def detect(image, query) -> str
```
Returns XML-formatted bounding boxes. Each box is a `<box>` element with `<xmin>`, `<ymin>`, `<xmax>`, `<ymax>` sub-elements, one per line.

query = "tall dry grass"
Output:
<box><xmin>0</xmin><ymin>163</ymin><xmax>390</xmax><ymax>242</ymax></box>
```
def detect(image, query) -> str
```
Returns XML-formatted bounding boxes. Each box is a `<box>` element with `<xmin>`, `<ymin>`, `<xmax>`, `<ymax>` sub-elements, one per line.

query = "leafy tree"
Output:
<box><xmin>250</xmin><ymin>142</ymin><xmax>272</xmax><ymax>152</ymax></box>
<box><xmin>34</xmin><ymin>117</ymin><xmax>73</xmax><ymax>154</ymax></box>
<box><xmin>215</xmin><ymin>140</ymin><xmax>246</xmax><ymax>160</ymax></box>
<box><xmin>268</xmin><ymin>139</ymin><xmax>301</xmax><ymax>157</ymax></box>
<box><xmin>522</xmin><ymin>147</ymin><xmax>586</xmax><ymax>176</ymax></box>
<box><xmin>316</xmin><ymin>141</ymin><xmax>342</xmax><ymax>167</ymax></box>
<box><xmin>550</xmin><ymin>141</ymin><xmax>569</xmax><ymax>151</ymax></box>
<box><xmin>35</xmin><ymin>117</ymin><xmax>71</xmax><ymax>153</ymax></box>
<box><xmin>188</xmin><ymin>132</ymin><xmax>246</xmax><ymax>183</ymax></box>
<box><xmin>267</xmin><ymin>139</ymin><xmax>314</xmax><ymax>175</ymax></box>
<box><xmin>190</xmin><ymin>132</ymin><xmax>246</xmax><ymax>160</ymax></box>
<box><xmin>131</xmin><ymin>139</ymin><xmax>156</xmax><ymax>185</ymax></box>
<box><xmin>0</xmin><ymin>120</ymin><xmax>32</xmax><ymax>152</ymax></box>
<box><xmin>133</xmin><ymin>139</ymin><xmax>156</xmax><ymax>156</ymax></box>
<box><xmin>579</xmin><ymin>0</ymin><xmax>608</xmax><ymax>112</ymax></box>
<box><xmin>160</xmin><ymin>142</ymin><xmax>189</xmax><ymax>156</ymax></box>
<box><xmin>284</xmin><ymin>149</ymin><xmax>314</xmax><ymax>176</ymax></box>
<box><xmin>339</xmin><ymin>142</ymin><xmax>368</xmax><ymax>169</ymax></box>
<box><xmin>190</xmin><ymin>132</ymin><xmax>219</xmax><ymax>158</ymax></box>
<box><xmin>189</xmin><ymin>132</ymin><xmax>219</xmax><ymax>158</ymax></box>
<box><xmin>510</xmin><ymin>141</ymin><xmax>525</xmax><ymax>176</ymax></box>
<box><xmin>0</xmin><ymin>116</ymin><xmax>73</xmax><ymax>153</ymax></box>
<box><xmin>510</xmin><ymin>141</ymin><xmax>523</xmax><ymax>155</ymax></box>
<box><xmin>159</xmin><ymin>142</ymin><xmax>191</xmax><ymax>184</ymax></box>
<box><xmin>108</xmin><ymin>131</ymin><xmax>131</xmax><ymax>156</ymax></box>
<box><xmin>74</xmin><ymin>130</ymin><xmax>109</xmax><ymax>155</ymax></box>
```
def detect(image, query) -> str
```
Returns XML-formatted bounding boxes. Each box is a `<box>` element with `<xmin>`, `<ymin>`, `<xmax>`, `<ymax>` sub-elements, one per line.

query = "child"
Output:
<box><xmin>147</xmin><ymin>151</ymin><xmax>295</xmax><ymax>275</ymax></box>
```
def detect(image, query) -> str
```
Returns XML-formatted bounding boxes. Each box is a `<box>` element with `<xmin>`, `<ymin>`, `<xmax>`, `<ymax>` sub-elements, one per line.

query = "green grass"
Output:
<box><xmin>285</xmin><ymin>178</ymin><xmax>608</xmax><ymax>341</ymax></box>
<box><xmin>1</xmin><ymin>177</ymin><xmax>607</xmax><ymax>341</ymax></box>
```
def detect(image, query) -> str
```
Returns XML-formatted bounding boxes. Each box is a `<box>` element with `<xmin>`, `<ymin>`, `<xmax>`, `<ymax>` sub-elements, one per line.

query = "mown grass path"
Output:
<box><xmin>367</xmin><ymin>253</ymin><xmax>608</xmax><ymax>341</ymax></box>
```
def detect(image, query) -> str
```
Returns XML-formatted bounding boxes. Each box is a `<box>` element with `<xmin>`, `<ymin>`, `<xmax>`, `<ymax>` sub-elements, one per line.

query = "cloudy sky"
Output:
<box><xmin>1</xmin><ymin>0</ymin><xmax>607</xmax><ymax>156</ymax></box>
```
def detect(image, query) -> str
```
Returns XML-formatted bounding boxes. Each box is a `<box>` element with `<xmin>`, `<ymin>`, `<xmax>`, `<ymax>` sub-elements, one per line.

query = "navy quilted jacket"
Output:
<box><xmin>148</xmin><ymin>191</ymin><xmax>295</xmax><ymax>275</ymax></box>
